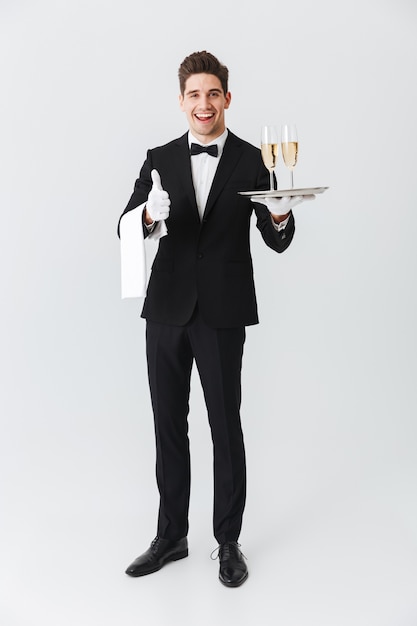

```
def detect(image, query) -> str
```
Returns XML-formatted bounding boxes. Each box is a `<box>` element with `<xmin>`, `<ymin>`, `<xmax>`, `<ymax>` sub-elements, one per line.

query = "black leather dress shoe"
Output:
<box><xmin>125</xmin><ymin>537</ymin><xmax>188</xmax><ymax>577</ymax></box>
<box><xmin>218</xmin><ymin>542</ymin><xmax>248</xmax><ymax>587</ymax></box>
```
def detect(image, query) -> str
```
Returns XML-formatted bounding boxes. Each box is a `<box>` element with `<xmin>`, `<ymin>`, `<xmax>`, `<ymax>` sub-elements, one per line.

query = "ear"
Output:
<box><xmin>179</xmin><ymin>93</ymin><xmax>185</xmax><ymax>111</ymax></box>
<box><xmin>224</xmin><ymin>91</ymin><xmax>232</xmax><ymax>110</ymax></box>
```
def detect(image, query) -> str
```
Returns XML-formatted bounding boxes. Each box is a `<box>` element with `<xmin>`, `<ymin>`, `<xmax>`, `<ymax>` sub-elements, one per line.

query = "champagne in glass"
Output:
<box><xmin>261</xmin><ymin>125</ymin><xmax>278</xmax><ymax>191</ymax></box>
<box><xmin>281</xmin><ymin>124</ymin><xmax>298</xmax><ymax>188</ymax></box>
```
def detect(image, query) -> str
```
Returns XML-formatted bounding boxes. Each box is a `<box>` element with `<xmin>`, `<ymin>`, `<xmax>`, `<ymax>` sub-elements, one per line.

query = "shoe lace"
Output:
<box><xmin>210</xmin><ymin>542</ymin><xmax>246</xmax><ymax>561</ymax></box>
<box><xmin>150</xmin><ymin>537</ymin><xmax>163</xmax><ymax>553</ymax></box>
<box><xmin>210</xmin><ymin>545</ymin><xmax>220</xmax><ymax>560</ymax></box>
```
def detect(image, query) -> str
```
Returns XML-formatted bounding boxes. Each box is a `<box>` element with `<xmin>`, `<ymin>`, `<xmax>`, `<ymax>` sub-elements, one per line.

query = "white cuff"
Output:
<box><xmin>147</xmin><ymin>219</ymin><xmax>168</xmax><ymax>240</ymax></box>
<box><xmin>271</xmin><ymin>214</ymin><xmax>290</xmax><ymax>231</ymax></box>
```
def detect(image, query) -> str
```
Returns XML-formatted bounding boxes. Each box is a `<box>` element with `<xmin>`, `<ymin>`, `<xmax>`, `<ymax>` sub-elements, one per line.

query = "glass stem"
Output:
<box><xmin>290</xmin><ymin>170</ymin><xmax>294</xmax><ymax>189</ymax></box>
<box><xmin>270</xmin><ymin>171</ymin><xmax>274</xmax><ymax>191</ymax></box>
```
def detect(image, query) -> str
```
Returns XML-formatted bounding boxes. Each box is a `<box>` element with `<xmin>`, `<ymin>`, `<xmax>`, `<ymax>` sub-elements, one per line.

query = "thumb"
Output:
<box><xmin>151</xmin><ymin>169</ymin><xmax>163</xmax><ymax>191</ymax></box>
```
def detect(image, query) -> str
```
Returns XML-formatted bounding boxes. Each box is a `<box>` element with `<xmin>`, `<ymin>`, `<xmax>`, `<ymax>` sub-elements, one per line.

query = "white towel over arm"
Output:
<box><xmin>120</xmin><ymin>203</ymin><xmax>167</xmax><ymax>299</ymax></box>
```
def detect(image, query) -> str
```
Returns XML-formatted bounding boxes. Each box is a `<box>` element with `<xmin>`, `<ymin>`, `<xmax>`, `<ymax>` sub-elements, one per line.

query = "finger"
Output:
<box><xmin>302</xmin><ymin>194</ymin><xmax>316</xmax><ymax>201</ymax></box>
<box><xmin>250</xmin><ymin>196</ymin><xmax>279</xmax><ymax>205</ymax></box>
<box><xmin>151</xmin><ymin>169</ymin><xmax>163</xmax><ymax>191</ymax></box>
<box><xmin>155</xmin><ymin>197</ymin><xmax>170</xmax><ymax>208</ymax></box>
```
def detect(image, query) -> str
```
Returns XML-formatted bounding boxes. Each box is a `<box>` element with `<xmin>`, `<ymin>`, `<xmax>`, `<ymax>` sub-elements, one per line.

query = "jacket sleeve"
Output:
<box><xmin>254</xmin><ymin>203</ymin><xmax>295</xmax><ymax>252</ymax></box>
<box><xmin>117</xmin><ymin>151</ymin><xmax>153</xmax><ymax>238</ymax></box>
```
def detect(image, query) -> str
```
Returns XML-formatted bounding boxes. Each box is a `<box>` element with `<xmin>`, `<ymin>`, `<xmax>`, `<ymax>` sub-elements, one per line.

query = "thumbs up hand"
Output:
<box><xmin>146</xmin><ymin>169</ymin><xmax>171</xmax><ymax>222</ymax></box>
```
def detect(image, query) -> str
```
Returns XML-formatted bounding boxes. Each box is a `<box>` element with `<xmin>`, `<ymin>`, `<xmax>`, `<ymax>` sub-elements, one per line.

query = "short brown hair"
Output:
<box><xmin>178</xmin><ymin>51</ymin><xmax>229</xmax><ymax>95</ymax></box>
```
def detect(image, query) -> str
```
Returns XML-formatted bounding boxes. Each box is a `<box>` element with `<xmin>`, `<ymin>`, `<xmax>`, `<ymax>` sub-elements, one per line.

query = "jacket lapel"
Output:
<box><xmin>203</xmin><ymin>131</ymin><xmax>243</xmax><ymax>219</ymax></box>
<box><xmin>172</xmin><ymin>134</ymin><xmax>199</xmax><ymax>220</ymax></box>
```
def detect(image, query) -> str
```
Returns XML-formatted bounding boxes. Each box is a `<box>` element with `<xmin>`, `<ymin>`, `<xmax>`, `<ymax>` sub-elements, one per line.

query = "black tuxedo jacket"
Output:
<box><xmin>119</xmin><ymin>130</ymin><xmax>295</xmax><ymax>328</ymax></box>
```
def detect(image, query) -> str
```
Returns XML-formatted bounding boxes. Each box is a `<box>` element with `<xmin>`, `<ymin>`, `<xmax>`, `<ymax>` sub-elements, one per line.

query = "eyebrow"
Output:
<box><xmin>185</xmin><ymin>88</ymin><xmax>222</xmax><ymax>95</ymax></box>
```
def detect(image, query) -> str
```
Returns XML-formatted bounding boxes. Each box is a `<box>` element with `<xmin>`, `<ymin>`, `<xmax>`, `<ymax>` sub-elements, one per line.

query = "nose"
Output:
<box><xmin>200</xmin><ymin>94</ymin><xmax>211</xmax><ymax>109</ymax></box>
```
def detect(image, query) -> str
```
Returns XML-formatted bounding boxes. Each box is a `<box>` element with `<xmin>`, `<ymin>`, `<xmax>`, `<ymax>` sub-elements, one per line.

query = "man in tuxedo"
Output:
<box><xmin>119</xmin><ymin>51</ymin><xmax>313</xmax><ymax>587</ymax></box>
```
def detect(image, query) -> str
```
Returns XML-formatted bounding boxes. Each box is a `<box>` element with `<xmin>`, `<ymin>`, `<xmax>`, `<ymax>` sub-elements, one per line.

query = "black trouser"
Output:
<box><xmin>146</xmin><ymin>307</ymin><xmax>246</xmax><ymax>544</ymax></box>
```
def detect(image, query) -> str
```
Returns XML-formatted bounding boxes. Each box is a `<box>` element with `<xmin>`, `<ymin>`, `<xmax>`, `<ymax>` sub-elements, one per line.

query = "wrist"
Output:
<box><xmin>271</xmin><ymin>211</ymin><xmax>290</xmax><ymax>223</ymax></box>
<box><xmin>143</xmin><ymin>207</ymin><xmax>155</xmax><ymax>226</ymax></box>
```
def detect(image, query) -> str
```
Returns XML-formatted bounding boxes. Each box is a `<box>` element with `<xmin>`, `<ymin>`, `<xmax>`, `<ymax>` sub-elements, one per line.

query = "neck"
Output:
<box><xmin>189</xmin><ymin>127</ymin><xmax>227</xmax><ymax>145</ymax></box>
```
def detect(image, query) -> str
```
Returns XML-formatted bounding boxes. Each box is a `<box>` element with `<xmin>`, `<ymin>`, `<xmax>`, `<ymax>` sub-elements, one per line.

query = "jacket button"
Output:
<box><xmin>197</xmin><ymin>253</ymin><xmax>204</xmax><ymax>259</ymax></box>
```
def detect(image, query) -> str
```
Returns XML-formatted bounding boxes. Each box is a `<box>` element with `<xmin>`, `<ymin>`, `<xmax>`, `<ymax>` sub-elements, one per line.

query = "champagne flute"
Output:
<box><xmin>261</xmin><ymin>125</ymin><xmax>278</xmax><ymax>191</ymax></box>
<box><xmin>281</xmin><ymin>124</ymin><xmax>298</xmax><ymax>188</ymax></box>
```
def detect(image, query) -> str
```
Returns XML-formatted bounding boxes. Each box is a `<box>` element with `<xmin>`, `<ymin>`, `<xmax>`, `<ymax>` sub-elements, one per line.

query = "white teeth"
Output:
<box><xmin>196</xmin><ymin>113</ymin><xmax>213</xmax><ymax>118</ymax></box>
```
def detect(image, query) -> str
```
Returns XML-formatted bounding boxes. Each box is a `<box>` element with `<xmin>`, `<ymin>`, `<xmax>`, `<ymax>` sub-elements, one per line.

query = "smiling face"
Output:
<box><xmin>179</xmin><ymin>73</ymin><xmax>231</xmax><ymax>144</ymax></box>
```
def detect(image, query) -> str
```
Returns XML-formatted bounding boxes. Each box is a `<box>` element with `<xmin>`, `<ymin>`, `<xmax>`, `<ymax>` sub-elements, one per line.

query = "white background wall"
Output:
<box><xmin>1</xmin><ymin>1</ymin><xmax>417</xmax><ymax>625</ymax></box>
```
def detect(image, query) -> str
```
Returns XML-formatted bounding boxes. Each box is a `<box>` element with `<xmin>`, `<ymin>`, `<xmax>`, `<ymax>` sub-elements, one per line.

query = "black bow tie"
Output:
<box><xmin>190</xmin><ymin>143</ymin><xmax>219</xmax><ymax>157</ymax></box>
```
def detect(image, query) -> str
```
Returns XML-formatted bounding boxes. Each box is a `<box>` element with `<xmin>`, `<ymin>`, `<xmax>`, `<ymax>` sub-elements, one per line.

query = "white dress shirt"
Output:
<box><xmin>188</xmin><ymin>129</ymin><xmax>228</xmax><ymax>219</ymax></box>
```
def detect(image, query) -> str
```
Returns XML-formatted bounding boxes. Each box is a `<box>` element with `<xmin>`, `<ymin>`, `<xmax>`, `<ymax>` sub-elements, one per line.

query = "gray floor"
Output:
<box><xmin>2</xmin><ymin>390</ymin><xmax>417</xmax><ymax>626</ymax></box>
